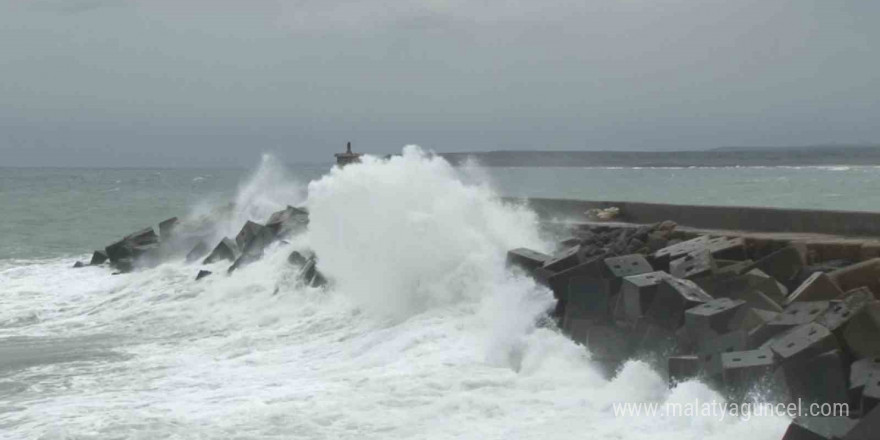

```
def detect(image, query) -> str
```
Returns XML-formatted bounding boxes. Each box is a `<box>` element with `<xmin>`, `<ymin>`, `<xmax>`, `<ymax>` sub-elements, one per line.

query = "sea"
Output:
<box><xmin>1</xmin><ymin>145</ymin><xmax>874</xmax><ymax>439</ymax></box>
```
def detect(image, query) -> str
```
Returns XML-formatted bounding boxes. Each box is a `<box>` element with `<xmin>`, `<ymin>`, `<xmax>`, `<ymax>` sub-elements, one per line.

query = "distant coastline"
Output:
<box><xmin>439</xmin><ymin>145</ymin><xmax>880</xmax><ymax>167</ymax></box>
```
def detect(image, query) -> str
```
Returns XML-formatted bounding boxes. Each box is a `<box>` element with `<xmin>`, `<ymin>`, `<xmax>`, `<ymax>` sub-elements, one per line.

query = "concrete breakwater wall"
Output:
<box><xmin>515</xmin><ymin>198</ymin><xmax>880</xmax><ymax>237</ymax></box>
<box><xmin>507</xmin><ymin>201</ymin><xmax>880</xmax><ymax>439</ymax></box>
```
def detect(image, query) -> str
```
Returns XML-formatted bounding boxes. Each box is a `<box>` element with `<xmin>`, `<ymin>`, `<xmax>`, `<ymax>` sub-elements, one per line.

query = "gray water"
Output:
<box><xmin>2</xmin><ymin>161</ymin><xmax>878</xmax><ymax>260</ymax></box>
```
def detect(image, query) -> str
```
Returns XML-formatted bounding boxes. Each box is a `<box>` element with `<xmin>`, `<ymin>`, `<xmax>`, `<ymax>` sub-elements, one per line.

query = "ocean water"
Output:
<box><xmin>2</xmin><ymin>147</ymin><xmax>870</xmax><ymax>438</ymax></box>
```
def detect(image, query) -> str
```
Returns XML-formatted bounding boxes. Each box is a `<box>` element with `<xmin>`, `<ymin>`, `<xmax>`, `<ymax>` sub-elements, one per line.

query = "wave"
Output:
<box><xmin>0</xmin><ymin>147</ymin><xmax>789</xmax><ymax>439</ymax></box>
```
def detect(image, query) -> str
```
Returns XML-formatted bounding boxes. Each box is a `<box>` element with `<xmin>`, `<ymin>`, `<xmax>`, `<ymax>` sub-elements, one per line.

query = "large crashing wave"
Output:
<box><xmin>0</xmin><ymin>146</ymin><xmax>791</xmax><ymax>439</ymax></box>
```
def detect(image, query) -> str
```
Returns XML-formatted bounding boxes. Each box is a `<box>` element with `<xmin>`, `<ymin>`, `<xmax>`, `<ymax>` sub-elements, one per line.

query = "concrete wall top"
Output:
<box><xmin>514</xmin><ymin>198</ymin><xmax>880</xmax><ymax>238</ymax></box>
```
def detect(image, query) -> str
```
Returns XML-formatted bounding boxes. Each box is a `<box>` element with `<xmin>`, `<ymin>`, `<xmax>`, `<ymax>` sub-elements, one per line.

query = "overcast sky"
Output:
<box><xmin>2</xmin><ymin>0</ymin><xmax>878</xmax><ymax>167</ymax></box>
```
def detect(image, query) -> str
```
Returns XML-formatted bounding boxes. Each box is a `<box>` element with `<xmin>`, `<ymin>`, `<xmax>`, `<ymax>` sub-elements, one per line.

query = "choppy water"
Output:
<box><xmin>3</xmin><ymin>147</ymin><xmax>867</xmax><ymax>438</ymax></box>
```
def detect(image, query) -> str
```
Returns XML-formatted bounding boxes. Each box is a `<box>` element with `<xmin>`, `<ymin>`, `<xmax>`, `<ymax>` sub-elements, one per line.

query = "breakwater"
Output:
<box><xmin>509</xmin><ymin>200</ymin><xmax>880</xmax><ymax>439</ymax></box>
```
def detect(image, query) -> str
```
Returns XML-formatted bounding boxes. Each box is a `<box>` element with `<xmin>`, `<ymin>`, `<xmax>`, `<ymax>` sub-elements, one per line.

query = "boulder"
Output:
<box><xmin>195</xmin><ymin>270</ymin><xmax>212</xmax><ymax>281</ymax></box>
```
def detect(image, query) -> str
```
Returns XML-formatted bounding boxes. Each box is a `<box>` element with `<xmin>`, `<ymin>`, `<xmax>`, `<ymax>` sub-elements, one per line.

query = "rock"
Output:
<box><xmin>506</xmin><ymin>248</ymin><xmax>552</xmax><ymax>275</ymax></box>
<box><xmin>195</xmin><ymin>270</ymin><xmax>212</xmax><ymax>281</ymax></box>
<box><xmin>72</xmin><ymin>261</ymin><xmax>87</xmax><ymax>268</ymax></box>
<box><xmin>203</xmin><ymin>238</ymin><xmax>238</xmax><ymax>264</ymax></box>
<box><xmin>89</xmin><ymin>250</ymin><xmax>109</xmax><ymax>265</ymax></box>
<box><xmin>158</xmin><ymin>217</ymin><xmax>179</xmax><ymax>241</ymax></box>
<box><xmin>829</xmin><ymin>258</ymin><xmax>880</xmax><ymax>298</ymax></box>
<box><xmin>298</xmin><ymin>257</ymin><xmax>327</xmax><ymax>288</ymax></box>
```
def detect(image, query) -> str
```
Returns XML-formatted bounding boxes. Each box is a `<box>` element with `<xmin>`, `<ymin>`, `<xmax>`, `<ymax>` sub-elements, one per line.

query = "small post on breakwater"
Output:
<box><xmin>335</xmin><ymin>142</ymin><xmax>362</xmax><ymax>167</ymax></box>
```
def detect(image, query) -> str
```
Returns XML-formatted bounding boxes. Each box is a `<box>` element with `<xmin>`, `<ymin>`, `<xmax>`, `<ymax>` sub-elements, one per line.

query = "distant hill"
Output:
<box><xmin>439</xmin><ymin>145</ymin><xmax>880</xmax><ymax>167</ymax></box>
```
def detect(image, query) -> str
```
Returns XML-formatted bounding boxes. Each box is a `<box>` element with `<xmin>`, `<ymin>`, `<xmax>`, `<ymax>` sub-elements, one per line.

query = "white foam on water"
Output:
<box><xmin>0</xmin><ymin>147</ymin><xmax>790</xmax><ymax>439</ymax></box>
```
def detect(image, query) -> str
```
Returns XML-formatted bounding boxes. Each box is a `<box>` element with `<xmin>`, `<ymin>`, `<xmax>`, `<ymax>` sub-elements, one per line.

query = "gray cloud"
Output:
<box><xmin>1</xmin><ymin>0</ymin><xmax>879</xmax><ymax>166</ymax></box>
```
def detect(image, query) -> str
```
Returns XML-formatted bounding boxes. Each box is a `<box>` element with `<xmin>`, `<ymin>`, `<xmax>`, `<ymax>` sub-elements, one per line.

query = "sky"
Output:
<box><xmin>2</xmin><ymin>0</ymin><xmax>879</xmax><ymax>167</ymax></box>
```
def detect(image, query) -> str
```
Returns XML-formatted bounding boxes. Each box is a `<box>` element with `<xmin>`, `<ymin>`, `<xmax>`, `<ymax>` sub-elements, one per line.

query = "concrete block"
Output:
<box><xmin>817</xmin><ymin>288</ymin><xmax>872</xmax><ymax>336</ymax></box>
<box><xmin>845</xmin><ymin>404</ymin><xmax>880</xmax><ymax>439</ymax></box>
<box><xmin>829</xmin><ymin>258</ymin><xmax>880</xmax><ymax>298</ymax></box>
<box><xmin>714</xmin><ymin>259</ymin><xmax>754</xmax><ymax>278</ymax></box>
<box><xmin>645</xmin><ymin>277</ymin><xmax>713</xmax><ymax>330</ymax></box>
<box><xmin>843</xmin><ymin>302</ymin><xmax>880</xmax><ymax>359</ymax></box>
<box><xmin>707</xmin><ymin>236</ymin><xmax>748</xmax><ymax>261</ymax></box>
<box><xmin>786</xmin><ymin>272</ymin><xmax>845</xmax><ymax>305</ymax></box>
<box><xmin>541</xmin><ymin>257</ymin><xmax>607</xmax><ymax>300</ymax></box>
<box><xmin>807</xmin><ymin>241</ymin><xmax>862</xmax><ymax>264</ymax></box>
<box><xmin>621</xmin><ymin>271</ymin><xmax>669</xmax><ymax>323</ymax></box>
<box><xmin>861</xmin><ymin>373</ymin><xmax>880</xmax><ymax>415</ymax></box>
<box><xmin>850</xmin><ymin>357</ymin><xmax>880</xmax><ymax>414</ymax></box>
<box><xmin>287</xmin><ymin>250</ymin><xmax>308</xmax><ymax>266</ymax></box>
<box><xmin>195</xmin><ymin>270</ymin><xmax>212</xmax><ymax>281</ymax></box>
<box><xmin>584</xmin><ymin>324</ymin><xmax>632</xmax><ymax>362</ymax></box>
<box><xmin>105</xmin><ymin>227</ymin><xmax>159</xmax><ymax>262</ymax></box>
<box><xmin>745</xmin><ymin>268</ymin><xmax>789</xmax><ymax>304</ymax></box>
<box><xmin>768</xmin><ymin>301</ymin><xmax>831</xmax><ymax>331</ymax></box>
<box><xmin>713</xmin><ymin>274</ymin><xmax>785</xmax><ymax>312</ymax></box>
<box><xmin>729</xmin><ymin>307</ymin><xmax>784</xmax><ymax>348</ymax></box>
<box><xmin>265</xmin><ymin>205</ymin><xmax>309</xmax><ymax>236</ymax></box>
<box><xmin>697</xmin><ymin>331</ymin><xmax>749</xmax><ymax>377</ymax></box>
<box><xmin>685</xmin><ymin>297</ymin><xmax>747</xmax><ymax>335</ymax></box>
<box><xmin>670</xmin><ymin>248</ymin><xmax>717</xmax><ymax>280</ymax></box>
<box><xmin>668</xmin><ymin>355</ymin><xmax>702</xmax><ymax>384</ymax></box>
<box><xmin>72</xmin><ymin>261</ymin><xmax>87</xmax><ymax>268</ymax></box>
<box><xmin>542</xmin><ymin>245</ymin><xmax>586</xmax><ymax>273</ymax></box>
<box><xmin>228</xmin><ymin>224</ymin><xmax>275</xmax><ymax>272</ymax></box>
<box><xmin>653</xmin><ymin>236</ymin><xmax>709</xmax><ymax>262</ymax></box>
<box><xmin>235</xmin><ymin>221</ymin><xmax>267</xmax><ymax>250</ymax></box>
<box><xmin>89</xmin><ymin>250</ymin><xmax>108</xmax><ymax>265</ymax></box>
<box><xmin>203</xmin><ymin>237</ymin><xmax>238</xmax><ymax>264</ymax></box>
<box><xmin>565</xmin><ymin>276</ymin><xmax>615</xmax><ymax>322</ymax></box>
<box><xmin>158</xmin><ymin>217</ymin><xmax>179</xmax><ymax>241</ymax></box>
<box><xmin>781</xmin><ymin>349</ymin><xmax>849</xmax><ymax>406</ymax></box>
<box><xmin>721</xmin><ymin>349</ymin><xmax>775</xmax><ymax>392</ymax></box>
<box><xmin>769</xmin><ymin>322</ymin><xmax>839</xmax><ymax>363</ymax></box>
<box><xmin>604</xmin><ymin>254</ymin><xmax>653</xmax><ymax>278</ymax></box>
<box><xmin>185</xmin><ymin>241</ymin><xmax>210</xmax><ymax>263</ymax></box>
<box><xmin>782</xmin><ymin>417</ymin><xmax>858</xmax><ymax>440</ymax></box>
<box><xmin>507</xmin><ymin>248</ymin><xmax>552</xmax><ymax>275</ymax></box>
<box><xmin>630</xmin><ymin>318</ymin><xmax>678</xmax><ymax>357</ymax></box>
<box><xmin>859</xmin><ymin>242</ymin><xmax>880</xmax><ymax>262</ymax></box>
<box><xmin>751</xmin><ymin>245</ymin><xmax>806</xmax><ymax>288</ymax></box>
